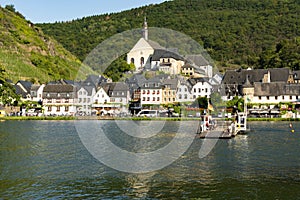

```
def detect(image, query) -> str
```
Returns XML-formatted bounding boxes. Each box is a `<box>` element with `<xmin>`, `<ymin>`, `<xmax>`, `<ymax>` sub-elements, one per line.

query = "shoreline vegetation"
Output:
<box><xmin>1</xmin><ymin>116</ymin><xmax>300</xmax><ymax>121</ymax></box>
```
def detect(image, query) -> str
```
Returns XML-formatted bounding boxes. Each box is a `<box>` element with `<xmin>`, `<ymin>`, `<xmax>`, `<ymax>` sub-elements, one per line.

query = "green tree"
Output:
<box><xmin>210</xmin><ymin>92</ymin><xmax>226</xmax><ymax>109</ymax></box>
<box><xmin>191</xmin><ymin>96</ymin><xmax>208</xmax><ymax>109</ymax></box>
<box><xmin>0</xmin><ymin>64</ymin><xmax>19</xmax><ymax>105</ymax></box>
<box><xmin>104</xmin><ymin>55</ymin><xmax>135</xmax><ymax>82</ymax></box>
<box><xmin>226</xmin><ymin>96</ymin><xmax>244</xmax><ymax>112</ymax></box>
<box><xmin>5</xmin><ymin>4</ymin><xmax>15</xmax><ymax>12</ymax></box>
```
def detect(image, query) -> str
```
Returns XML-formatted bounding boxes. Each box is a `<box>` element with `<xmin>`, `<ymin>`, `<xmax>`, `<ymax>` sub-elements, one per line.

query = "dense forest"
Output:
<box><xmin>38</xmin><ymin>0</ymin><xmax>300</xmax><ymax>71</ymax></box>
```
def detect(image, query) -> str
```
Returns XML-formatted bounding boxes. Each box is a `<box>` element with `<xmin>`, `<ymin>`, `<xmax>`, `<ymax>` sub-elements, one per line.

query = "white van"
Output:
<box><xmin>136</xmin><ymin>110</ymin><xmax>158</xmax><ymax>117</ymax></box>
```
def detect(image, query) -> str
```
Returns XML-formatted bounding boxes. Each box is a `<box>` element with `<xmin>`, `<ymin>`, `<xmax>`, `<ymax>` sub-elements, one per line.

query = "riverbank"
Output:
<box><xmin>0</xmin><ymin>116</ymin><xmax>76</xmax><ymax>120</ymax></box>
<box><xmin>1</xmin><ymin>116</ymin><xmax>300</xmax><ymax>121</ymax></box>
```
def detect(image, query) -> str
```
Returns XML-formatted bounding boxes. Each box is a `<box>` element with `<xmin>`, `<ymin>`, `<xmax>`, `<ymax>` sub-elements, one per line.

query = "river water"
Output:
<box><xmin>0</xmin><ymin>120</ymin><xmax>300</xmax><ymax>199</ymax></box>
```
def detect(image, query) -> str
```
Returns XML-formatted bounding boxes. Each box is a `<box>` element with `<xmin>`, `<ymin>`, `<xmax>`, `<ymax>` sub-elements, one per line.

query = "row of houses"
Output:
<box><xmin>10</xmin><ymin>73</ymin><xmax>223</xmax><ymax>116</ymax></box>
<box><xmin>6</xmin><ymin>67</ymin><xmax>300</xmax><ymax>117</ymax></box>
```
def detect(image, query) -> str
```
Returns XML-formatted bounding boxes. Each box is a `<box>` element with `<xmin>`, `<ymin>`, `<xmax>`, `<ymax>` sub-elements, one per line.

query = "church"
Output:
<box><xmin>126</xmin><ymin>18</ymin><xmax>185</xmax><ymax>75</ymax></box>
<box><xmin>127</xmin><ymin>17</ymin><xmax>213</xmax><ymax>78</ymax></box>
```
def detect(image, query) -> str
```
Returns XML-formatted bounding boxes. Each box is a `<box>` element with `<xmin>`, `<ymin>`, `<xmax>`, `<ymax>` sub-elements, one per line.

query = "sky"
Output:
<box><xmin>0</xmin><ymin>0</ymin><xmax>167</xmax><ymax>23</ymax></box>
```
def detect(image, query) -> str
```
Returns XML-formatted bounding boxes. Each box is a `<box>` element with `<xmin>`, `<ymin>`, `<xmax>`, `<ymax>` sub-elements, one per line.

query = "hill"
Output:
<box><xmin>38</xmin><ymin>0</ymin><xmax>299</xmax><ymax>71</ymax></box>
<box><xmin>0</xmin><ymin>5</ymin><xmax>94</xmax><ymax>83</ymax></box>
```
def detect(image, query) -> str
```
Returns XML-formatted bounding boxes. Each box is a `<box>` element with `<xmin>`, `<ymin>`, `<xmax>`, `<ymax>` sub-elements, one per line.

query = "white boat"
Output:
<box><xmin>232</xmin><ymin>112</ymin><xmax>250</xmax><ymax>136</ymax></box>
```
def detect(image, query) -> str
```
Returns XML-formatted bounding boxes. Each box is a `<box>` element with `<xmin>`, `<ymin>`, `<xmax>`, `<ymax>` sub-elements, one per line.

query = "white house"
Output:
<box><xmin>77</xmin><ymin>85</ymin><xmax>96</xmax><ymax>115</ymax></box>
<box><xmin>30</xmin><ymin>84</ymin><xmax>45</xmax><ymax>102</ymax></box>
<box><xmin>140</xmin><ymin>78</ymin><xmax>163</xmax><ymax>106</ymax></box>
<box><xmin>42</xmin><ymin>84</ymin><xmax>77</xmax><ymax>116</ymax></box>
<box><xmin>189</xmin><ymin>78</ymin><xmax>213</xmax><ymax>99</ymax></box>
<box><xmin>92</xmin><ymin>87</ymin><xmax>110</xmax><ymax>105</ymax></box>
<box><xmin>176</xmin><ymin>82</ymin><xmax>193</xmax><ymax>103</ymax></box>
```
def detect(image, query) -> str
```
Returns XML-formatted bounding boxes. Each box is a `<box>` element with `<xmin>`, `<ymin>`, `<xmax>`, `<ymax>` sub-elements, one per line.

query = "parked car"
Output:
<box><xmin>137</xmin><ymin>110</ymin><xmax>158</xmax><ymax>117</ymax></box>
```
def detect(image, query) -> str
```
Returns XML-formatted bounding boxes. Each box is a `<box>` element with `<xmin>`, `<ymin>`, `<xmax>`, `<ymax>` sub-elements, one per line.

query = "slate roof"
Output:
<box><xmin>14</xmin><ymin>85</ymin><xmax>28</xmax><ymax>98</ymax></box>
<box><xmin>162</xmin><ymin>78</ymin><xmax>178</xmax><ymax>90</ymax></box>
<box><xmin>84</xmin><ymin>75</ymin><xmax>107</xmax><ymax>87</ymax></box>
<box><xmin>17</xmin><ymin>80</ymin><xmax>32</xmax><ymax>92</ymax></box>
<box><xmin>77</xmin><ymin>85</ymin><xmax>95</xmax><ymax>96</ymax></box>
<box><xmin>30</xmin><ymin>85</ymin><xmax>40</xmax><ymax>92</ymax></box>
<box><xmin>185</xmin><ymin>55</ymin><xmax>211</xmax><ymax>67</ymax></box>
<box><xmin>101</xmin><ymin>82</ymin><xmax>129</xmax><ymax>97</ymax></box>
<box><xmin>254</xmin><ymin>82</ymin><xmax>300</xmax><ymax>96</ymax></box>
<box><xmin>151</xmin><ymin>49</ymin><xmax>184</xmax><ymax>61</ymax></box>
<box><xmin>148</xmin><ymin>40</ymin><xmax>164</xmax><ymax>50</ymax></box>
<box><xmin>126</xmin><ymin>74</ymin><xmax>147</xmax><ymax>88</ymax></box>
<box><xmin>182</xmin><ymin>63</ymin><xmax>206</xmax><ymax>75</ymax></box>
<box><xmin>43</xmin><ymin>84</ymin><xmax>75</xmax><ymax>93</ymax></box>
<box><xmin>187</xmin><ymin>77</ymin><xmax>211</xmax><ymax>86</ymax></box>
<box><xmin>222</xmin><ymin>68</ymin><xmax>291</xmax><ymax>85</ymax></box>
<box><xmin>43</xmin><ymin>84</ymin><xmax>77</xmax><ymax>99</ymax></box>
<box><xmin>293</xmin><ymin>71</ymin><xmax>300</xmax><ymax>80</ymax></box>
<box><xmin>30</xmin><ymin>85</ymin><xmax>41</xmax><ymax>97</ymax></box>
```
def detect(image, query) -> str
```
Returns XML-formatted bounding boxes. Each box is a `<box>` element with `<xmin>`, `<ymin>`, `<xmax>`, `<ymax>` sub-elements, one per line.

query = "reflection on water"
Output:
<box><xmin>1</xmin><ymin>120</ymin><xmax>300</xmax><ymax>199</ymax></box>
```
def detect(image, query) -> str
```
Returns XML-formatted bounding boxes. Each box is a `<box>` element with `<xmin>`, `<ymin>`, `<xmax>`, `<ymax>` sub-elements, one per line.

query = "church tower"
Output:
<box><xmin>142</xmin><ymin>17</ymin><xmax>148</xmax><ymax>41</ymax></box>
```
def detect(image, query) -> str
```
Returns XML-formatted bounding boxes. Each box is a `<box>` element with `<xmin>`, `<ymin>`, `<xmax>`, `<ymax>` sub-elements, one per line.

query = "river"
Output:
<box><xmin>0</xmin><ymin>120</ymin><xmax>300</xmax><ymax>199</ymax></box>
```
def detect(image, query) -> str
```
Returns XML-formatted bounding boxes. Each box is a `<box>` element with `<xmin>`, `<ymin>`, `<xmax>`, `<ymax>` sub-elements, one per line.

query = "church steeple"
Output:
<box><xmin>142</xmin><ymin>16</ymin><xmax>148</xmax><ymax>41</ymax></box>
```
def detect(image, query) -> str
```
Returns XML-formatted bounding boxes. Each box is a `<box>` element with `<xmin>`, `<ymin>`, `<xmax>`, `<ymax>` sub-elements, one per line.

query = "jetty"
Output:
<box><xmin>197</xmin><ymin>112</ymin><xmax>250</xmax><ymax>139</ymax></box>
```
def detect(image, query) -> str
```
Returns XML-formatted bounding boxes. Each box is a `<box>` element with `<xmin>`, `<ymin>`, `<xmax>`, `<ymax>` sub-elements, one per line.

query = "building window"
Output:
<box><xmin>65</xmin><ymin>106</ymin><xmax>69</xmax><ymax>112</ymax></box>
<box><xmin>153</xmin><ymin>97</ymin><xmax>156</xmax><ymax>101</ymax></box>
<box><xmin>48</xmin><ymin>106</ymin><xmax>52</xmax><ymax>111</ymax></box>
<box><xmin>275</xmin><ymin>96</ymin><xmax>278</xmax><ymax>100</ymax></box>
<box><xmin>267</xmin><ymin>96</ymin><xmax>269</xmax><ymax>100</ymax></box>
<box><xmin>282</xmin><ymin>96</ymin><xmax>285</xmax><ymax>100</ymax></box>
<box><xmin>140</xmin><ymin>57</ymin><xmax>145</xmax><ymax>66</ymax></box>
<box><xmin>290</xmin><ymin>96</ymin><xmax>293</xmax><ymax>100</ymax></box>
<box><xmin>157</xmin><ymin>97</ymin><xmax>160</xmax><ymax>101</ymax></box>
<box><xmin>131</xmin><ymin>58</ymin><xmax>134</xmax><ymax>64</ymax></box>
<box><xmin>179</xmin><ymin>94</ymin><xmax>182</xmax><ymax>99</ymax></box>
<box><xmin>184</xmin><ymin>94</ymin><xmax>187</xmax><ymax>99</ymax></box>
<box><xmin>147</xmin><ymin>97</ymin><xmax>150</xmax><ymax>101</ymax></box>
<box><xmin>57</xmin><ymin>106</ymin><xmax>60</xmax><ymax>112</ymax></box>
<box><xmin>143</xmin><ymin>97</ymin><xmax>145</xmax><ymax>101</ymax></box>
<box><xmin>259</xmin><ymin>96</ymin><xmax>262</xmax><ymax>100</ymax></box>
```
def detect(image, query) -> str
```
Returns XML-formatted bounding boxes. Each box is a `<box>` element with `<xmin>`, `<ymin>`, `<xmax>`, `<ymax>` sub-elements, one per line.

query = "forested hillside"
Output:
<box><xmin>0</xmin><ymin>5</ymin><xmax>94</xmax><ymax>83</ymax></box>
<box><xmin>38</xmin><ymin>0</ymin><xmax>299</xmax><ymax>71</ymax></box>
